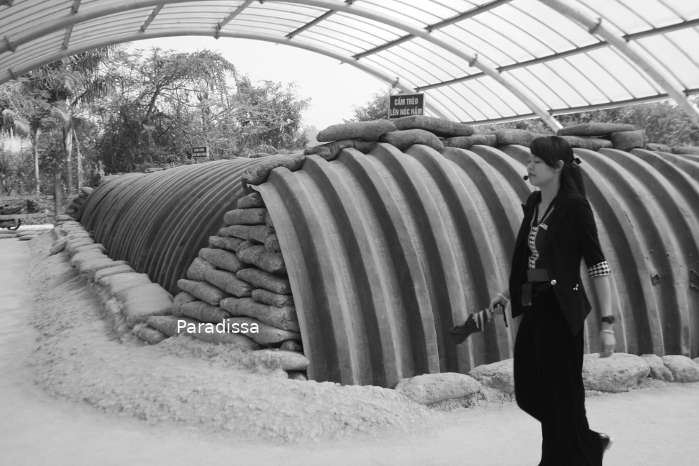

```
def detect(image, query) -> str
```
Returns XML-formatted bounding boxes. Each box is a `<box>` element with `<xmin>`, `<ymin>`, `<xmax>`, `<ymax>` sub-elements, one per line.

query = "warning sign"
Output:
<box><xmin>389</xmin><ymin>93</ymin><xmax>424</xmax><ymax>118</ymax></box>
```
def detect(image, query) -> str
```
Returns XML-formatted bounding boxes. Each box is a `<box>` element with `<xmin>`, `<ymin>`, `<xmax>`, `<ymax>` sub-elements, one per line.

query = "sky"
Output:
<box><xmin>126</xmin><ymin>36</ymin><xmax>389</xmax><ymax>131</ymax></box>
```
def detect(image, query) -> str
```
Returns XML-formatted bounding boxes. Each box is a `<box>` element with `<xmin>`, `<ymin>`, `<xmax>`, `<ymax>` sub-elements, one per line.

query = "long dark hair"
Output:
<box><xmin>530</xmin><ymin>136</ymin><xmax>586</xmax><ymax>199</ymax></box>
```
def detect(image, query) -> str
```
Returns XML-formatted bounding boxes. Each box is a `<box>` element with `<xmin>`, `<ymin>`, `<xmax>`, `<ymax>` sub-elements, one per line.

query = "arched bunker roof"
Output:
<box><xmin>1</xmin><ymin>0</ymin><xmax>698</xmax><ymax>129</ymax></box>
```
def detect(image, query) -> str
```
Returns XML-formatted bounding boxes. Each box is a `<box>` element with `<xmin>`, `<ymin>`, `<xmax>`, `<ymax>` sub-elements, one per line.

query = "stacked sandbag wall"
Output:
<box><xmin>50</xmin><ymin>215</ymin><xmax>174</xmax><ymax>339</ymax></box>
<box><xmin>65</xmin><ymin>186</ymin><xmax>93</xmax><ymax>220</ymax></box>
<box><xmin>138</xmin><ymin>188</ymin><xmax>309</xmax><ymax>379</ymax></box>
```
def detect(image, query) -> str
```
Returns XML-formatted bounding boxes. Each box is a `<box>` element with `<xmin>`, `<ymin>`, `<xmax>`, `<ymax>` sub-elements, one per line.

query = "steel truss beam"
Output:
<box><xmin>286</xmin><ymin>10</ymin><xmax>335</xmax><ymax>39</ymax></box>
<box><xmin>140</xmin><ymin>3</ymin><xmax>164</xmax><ymax>33</ymax></box>
<box><xmin>540</xmin><ymin>0</ymin><xmax>699</xmax><ymax>125</ymax></box>
<box><xmin>216</xmin><ymin>0</ymin><xmax>254</xmax><ymax>38</ymax></box>
<box><xmin>417</xmin><ymin>16</ymin><xmax>697</xmax><ymax>92</ymax></box>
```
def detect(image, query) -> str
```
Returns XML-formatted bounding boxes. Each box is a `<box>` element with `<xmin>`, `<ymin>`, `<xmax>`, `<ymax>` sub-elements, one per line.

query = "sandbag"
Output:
<box><xmin>263</xmin><ymin>233</ymin><xmax>281</xmax><ymax>253</ymax></box>
<box><xmin>280</xmin><ymin>340</ymin><xmax>303</xmax><ymax>352</ymax></box>
<box><xmin>237</xmin><ymin>244</ymin><xmax>286</xmax><ymax>275</ymax></box>
<box><xmin>224</xmin><ymin>317</ymin><xmax>299</xmax><ymax>345</ymax></box>
<box><xmin>671</xmin><ymin>145</ymin><xmax>699</xmax><ymax>155</ymax></box>
<box><xmin>559</xmin><ymin>136</ymin><xmax>612</xmax><ymax>150</ymax></box>
<box><xmin>203</xmin><ymin>268</ymin><xmax>252</xmax><ymax>297</ymax></box>
<box><xmin>610</xmin><ymin>129</ymin><xmax>646</xmax><ymax>151</ymax></box>
<box><xmin>252</xmin><ymin>288</ymin><xmax>294</xmax><ymax>307</ymax></box>
<box><xmin>252</xmin><ymin>349</ymin><xmax>310</xmax><ymax>371</ymax></box>
<box><xmin>179</xmin><ymin>301</ymin><xmax>230</xmax><ymax>324</ymax></box>
<box><xmin>188</xmin><ymin>325</ymin><xmax>260</xmax><ymax>349</ymax></box>
<box><xmin>220</xmin><ymin>297</ymin><xmax>299</xmax><ymax>332</ymax></box>
<box><xmin>132</xmin><ymin>324</ymin><xmax>167</xmax><ymax>345</ymax></box>
<box><xmin>236</xmin><ymin>268</ymin><xmax>291</xmax><ymax>294</ymax></box>
<box><xmin>99</xmin><ymin>272</ymin><xmax>152</xmax><ymax>295</ymax></box>
<box><xmin>73</xmin><ymin>243</ymin><xmax>106</xmax><ymax>254</ymax></box>
<box><xmin>49</xmin><ymin>238</ymin><xmax>67</xmax><ymax>255</ymax></box>
<box><xmin>236</xmin><ymin>192</ymin><xmax>265</xmax><ymax>209</ymax></box>
<box><xmin>223</xmin><ymin>208</ymin><xmax>267</xmax><ymax>225</ymax></box>
<box><xmin>219</xmin><ymin>225</ymin><xmax>269</xmax><ymax>243</ymax></box>
<box><xmin>393</xmin><ymin>115</ymin><xmax>474</xmax><ymax>137</ymax></box>
<box><xmin>79</xmin><ymin>258</ymin><xmax>128</xmax><ymax>276</ymax></box>
<box><xmin>186</xmin><ymin>257</ymin><xmax>215</xmax><ymax>281</ymax></box>
<box><xmin>241</xmin><ymin>153</ymin><xmax>306</xmax><ymax>185</ymax></box>
<box><xmin>147</xmin><ymin>315</ymin><xmax>192</xmax><ymax>337</ymax></box>
<box><xmin>92</xmin><ymin>264</ymin><xmax>135</xmax><ymax>282</ymax></box>
<box><xmin>444</xmin><ymin>134</ymin><xmax>497</xmax><ymax>148</ymax></box>
<box><xmin>66</xmin><ymin>239</ymin><xmax>97</xmax><ymax>256</ymax></box>
<box><xmin>116</xmin><ymin>283</ymin><xmax>173</xmax><ymax>326</ymax></box>
<box><xmin>209</xmin><ymin>235</ymin><xmax>244</xmax><ymax>252</ymax></box>
<box><xmin>70</xmin><ymin>250</ymin><xmax>108</xmax><ymax>269</ymax></box>
<box><xmin>381</xmin><ymin>129</ymin><xmax>444</xmax><ymax>151</ymax></box>
<box><xmin>177</xmin><ymin>278</ymin><xmax>227</xmax><ymax>306</ymax></box>
<box><xmin>171</xmin><ymin>293</ymin><xmax>193</xmax><ymax>316</ymax></box>
<box><xmin>304</xmin><ymin>139</ymin><xmax>377</xmax><ymax>161</ymax></box>
<box><xmin>645</xmin><ymin>142</ymin><xmax>672</xmax><ymax>152</ymax></box>
<box><xmin>557</xmin><ymin>122</ymin><xmax>636</xmax><ymax>137</ymax></box>
<box><xmin>198</xmin><ymin>247</ymin><xmax>242</xmax><ymax>273</ymax></box>
<box><xmin>495</xmin><ymin>129</ymin><xmax>547</xmax><ymax>147</ymax></box>
<box><xmin>235</xmin><ymin>240</ymin><xmax>255</xmax><ymax>254</ymax></box>
<box><xmin>317</xmin><ymin>119</ymin><xmax>396</xmax><ymax>142</ymax></box>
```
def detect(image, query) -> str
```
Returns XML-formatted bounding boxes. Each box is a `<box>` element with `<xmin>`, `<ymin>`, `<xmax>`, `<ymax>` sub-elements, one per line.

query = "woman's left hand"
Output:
<box><xmin>600</xmin><ymin>330</ymin><xmax>616</xmax><ymax>358</ymax></box>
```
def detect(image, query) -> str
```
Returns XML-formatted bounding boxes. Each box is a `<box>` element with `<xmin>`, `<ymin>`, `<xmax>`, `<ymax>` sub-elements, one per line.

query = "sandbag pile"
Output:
<box><xmin>144</xmin><ymin>190</ymin><xmax>309</xmax><ymax>379</ymax></box>
<box><xmin>65</xmin><ymin>186</ymin><xmax>93</xmax><ymax>221</ymax></box>
<box><xmin>304</xmin><ymin>117</ymin><xmax>689</xmax><ymax>157</ymax></box>
<box><xmin>305</xmin><ymin>116</ymin><xmax>482</xmax><ymax>159</ymax></box>
<box><xmin>556</xmin><ymin>122</ymin><xmax>645</xmax><ymax>151</ymax></box>
<box><xmin>52</xmin><ymin>216</ymin><xmax>174</xmax><ymax>340</ymax></box>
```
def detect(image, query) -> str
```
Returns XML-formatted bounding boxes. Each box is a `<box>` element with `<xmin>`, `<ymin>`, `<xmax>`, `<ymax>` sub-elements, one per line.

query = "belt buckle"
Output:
<box><xmin>521</xmin><ymin>282</ymin><xmax>532</xmax><ymax>306</ymax></box>
<box><xmin>527</xmin><ymin>268</ymin><xmax>549</xmax><ymax>282</ymax></box>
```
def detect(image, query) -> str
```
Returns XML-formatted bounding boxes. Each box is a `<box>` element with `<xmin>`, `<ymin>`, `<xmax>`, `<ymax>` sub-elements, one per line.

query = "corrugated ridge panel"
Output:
<box><xmin>258</xmin><ymin>143</ymin><xmax>699</xmax><ymax>386</ymax></box>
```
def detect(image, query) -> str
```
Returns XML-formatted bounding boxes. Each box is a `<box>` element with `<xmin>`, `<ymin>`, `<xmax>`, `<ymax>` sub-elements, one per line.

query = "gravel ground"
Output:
<box><xmin>24</xmin><ymin>232</ymin><xmax>435</xmax><ymax>443</ymax></box>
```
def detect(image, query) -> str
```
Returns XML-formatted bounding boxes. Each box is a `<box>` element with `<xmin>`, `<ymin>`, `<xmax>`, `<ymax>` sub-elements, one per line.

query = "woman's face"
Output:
<box><xmin>526</xmin><ymin>155</ymin><xmax>560</xmax><ymax>187</ymax></box>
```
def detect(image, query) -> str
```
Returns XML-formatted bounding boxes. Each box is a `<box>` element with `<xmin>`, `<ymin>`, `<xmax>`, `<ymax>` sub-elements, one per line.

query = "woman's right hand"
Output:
<box><xmin>490</xmin><ymin>293</ymin><xmax>508</xmax><ymax>314</ymax></box>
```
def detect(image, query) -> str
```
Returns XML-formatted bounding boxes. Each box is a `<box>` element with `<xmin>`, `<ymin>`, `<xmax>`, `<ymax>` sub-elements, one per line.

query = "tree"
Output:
<box><xmin>96</xmin><ymin>48</ymin><xmax>309</xmax><ymax>171</ymax></box>
<box><xmin>349</xmin><ymin>93</ymin><xmax>388</xmax><ymax>121</ymax></box>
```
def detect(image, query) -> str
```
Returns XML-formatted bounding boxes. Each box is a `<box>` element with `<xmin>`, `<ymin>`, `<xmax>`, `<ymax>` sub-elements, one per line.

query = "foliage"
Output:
<box><xmin>95</xmin><ymin>48</ymin><xmax>309</xmax><ymax>172</ymax></box>
<box><xmin>349</xmin><ymin>92</ymin><xmax>389</xmax><ymax>121</ymax></box>
<box><xmin>476</xmin><ymin>97</ymin><xmax>699</xmax><ymax>146</ymax></box>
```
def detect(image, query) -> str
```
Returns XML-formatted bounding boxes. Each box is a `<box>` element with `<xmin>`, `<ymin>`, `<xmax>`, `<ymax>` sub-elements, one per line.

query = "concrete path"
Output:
<box><xmin>1</xmin><ymin>237</ymin><xmax>698</xmax><ymax>466</ymax></box>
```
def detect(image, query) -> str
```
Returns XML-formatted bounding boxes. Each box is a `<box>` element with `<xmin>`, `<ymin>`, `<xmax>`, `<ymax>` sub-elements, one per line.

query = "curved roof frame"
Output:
<box><xmin>4</xmin><ymin>29</ymin><xmax>450</xmax><ymax>120</ymax></box>
<box><xmin>0</xmin><ymin>0</ymin><xmax>563</xmax><ymax>129</ymax></box>
<box><xmin>0</xmin><ymin>0</ymin><xmax>697</xmax><ymax>127</ymax></box>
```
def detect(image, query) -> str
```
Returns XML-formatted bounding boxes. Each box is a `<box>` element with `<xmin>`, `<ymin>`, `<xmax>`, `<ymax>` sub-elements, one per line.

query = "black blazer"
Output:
<box><xmin>508</xmin><ymin>190</ymin><xmax>607</xmax><ymax>336</ymax></box>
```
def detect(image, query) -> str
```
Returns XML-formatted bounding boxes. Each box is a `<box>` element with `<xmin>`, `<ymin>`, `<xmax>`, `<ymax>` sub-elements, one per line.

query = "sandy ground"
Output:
<box><xmin>1</xmin><ymin>235</ymin><xmax>698</xmax><ymax>466</ymax></box>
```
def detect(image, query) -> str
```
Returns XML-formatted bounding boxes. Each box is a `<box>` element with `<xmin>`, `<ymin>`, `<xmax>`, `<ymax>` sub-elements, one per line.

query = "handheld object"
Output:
<box><xmin>449</xmin><ymin>302</ymin><xmax>508</xmax><ymax>344</ymax></box>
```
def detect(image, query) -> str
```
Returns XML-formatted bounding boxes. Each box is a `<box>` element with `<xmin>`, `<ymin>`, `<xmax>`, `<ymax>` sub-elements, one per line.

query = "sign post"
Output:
<box><xmin>190</xmin><ymin>146</ymin><xmax>209</xmax><ymax>163</ymax></box>
<box><xmin>388</xmin><ymin>93</ymin><xmax>425</xmax><ymax>119</ymax></box>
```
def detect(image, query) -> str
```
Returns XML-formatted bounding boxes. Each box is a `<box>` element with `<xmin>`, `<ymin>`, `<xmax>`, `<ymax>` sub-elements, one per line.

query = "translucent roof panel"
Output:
<box><xmin>0</xmin><ymin>0</ymin><xmax>697</xmax><ymax>128</ymax></box>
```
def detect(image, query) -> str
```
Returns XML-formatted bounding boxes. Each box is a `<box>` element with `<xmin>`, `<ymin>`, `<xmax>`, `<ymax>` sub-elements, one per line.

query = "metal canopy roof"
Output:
<box><xmin>1</xmin><ymin>0</ymin><xmax>698</xmax><ymax>129</ymax></box>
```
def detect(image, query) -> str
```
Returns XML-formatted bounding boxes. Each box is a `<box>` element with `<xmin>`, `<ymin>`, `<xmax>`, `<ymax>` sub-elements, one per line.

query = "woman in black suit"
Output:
<box><xmin>490</xmin><ymin>136</ymin><xmax>616</xmax><ymax>466</ymax></box>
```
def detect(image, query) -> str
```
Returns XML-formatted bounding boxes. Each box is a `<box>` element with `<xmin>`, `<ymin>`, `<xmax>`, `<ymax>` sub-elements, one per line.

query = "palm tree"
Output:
<box><xmin>21</xmin><ymin>47</ymin><xmax>115</xmax><ymax>194</ymax></box>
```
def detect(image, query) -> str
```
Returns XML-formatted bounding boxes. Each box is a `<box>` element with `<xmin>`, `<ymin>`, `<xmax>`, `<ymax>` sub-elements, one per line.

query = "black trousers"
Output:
<box><xmin>514</xmin><ymin>286</ymin><xmax>604</xmax><ymax>466</ymax></box>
